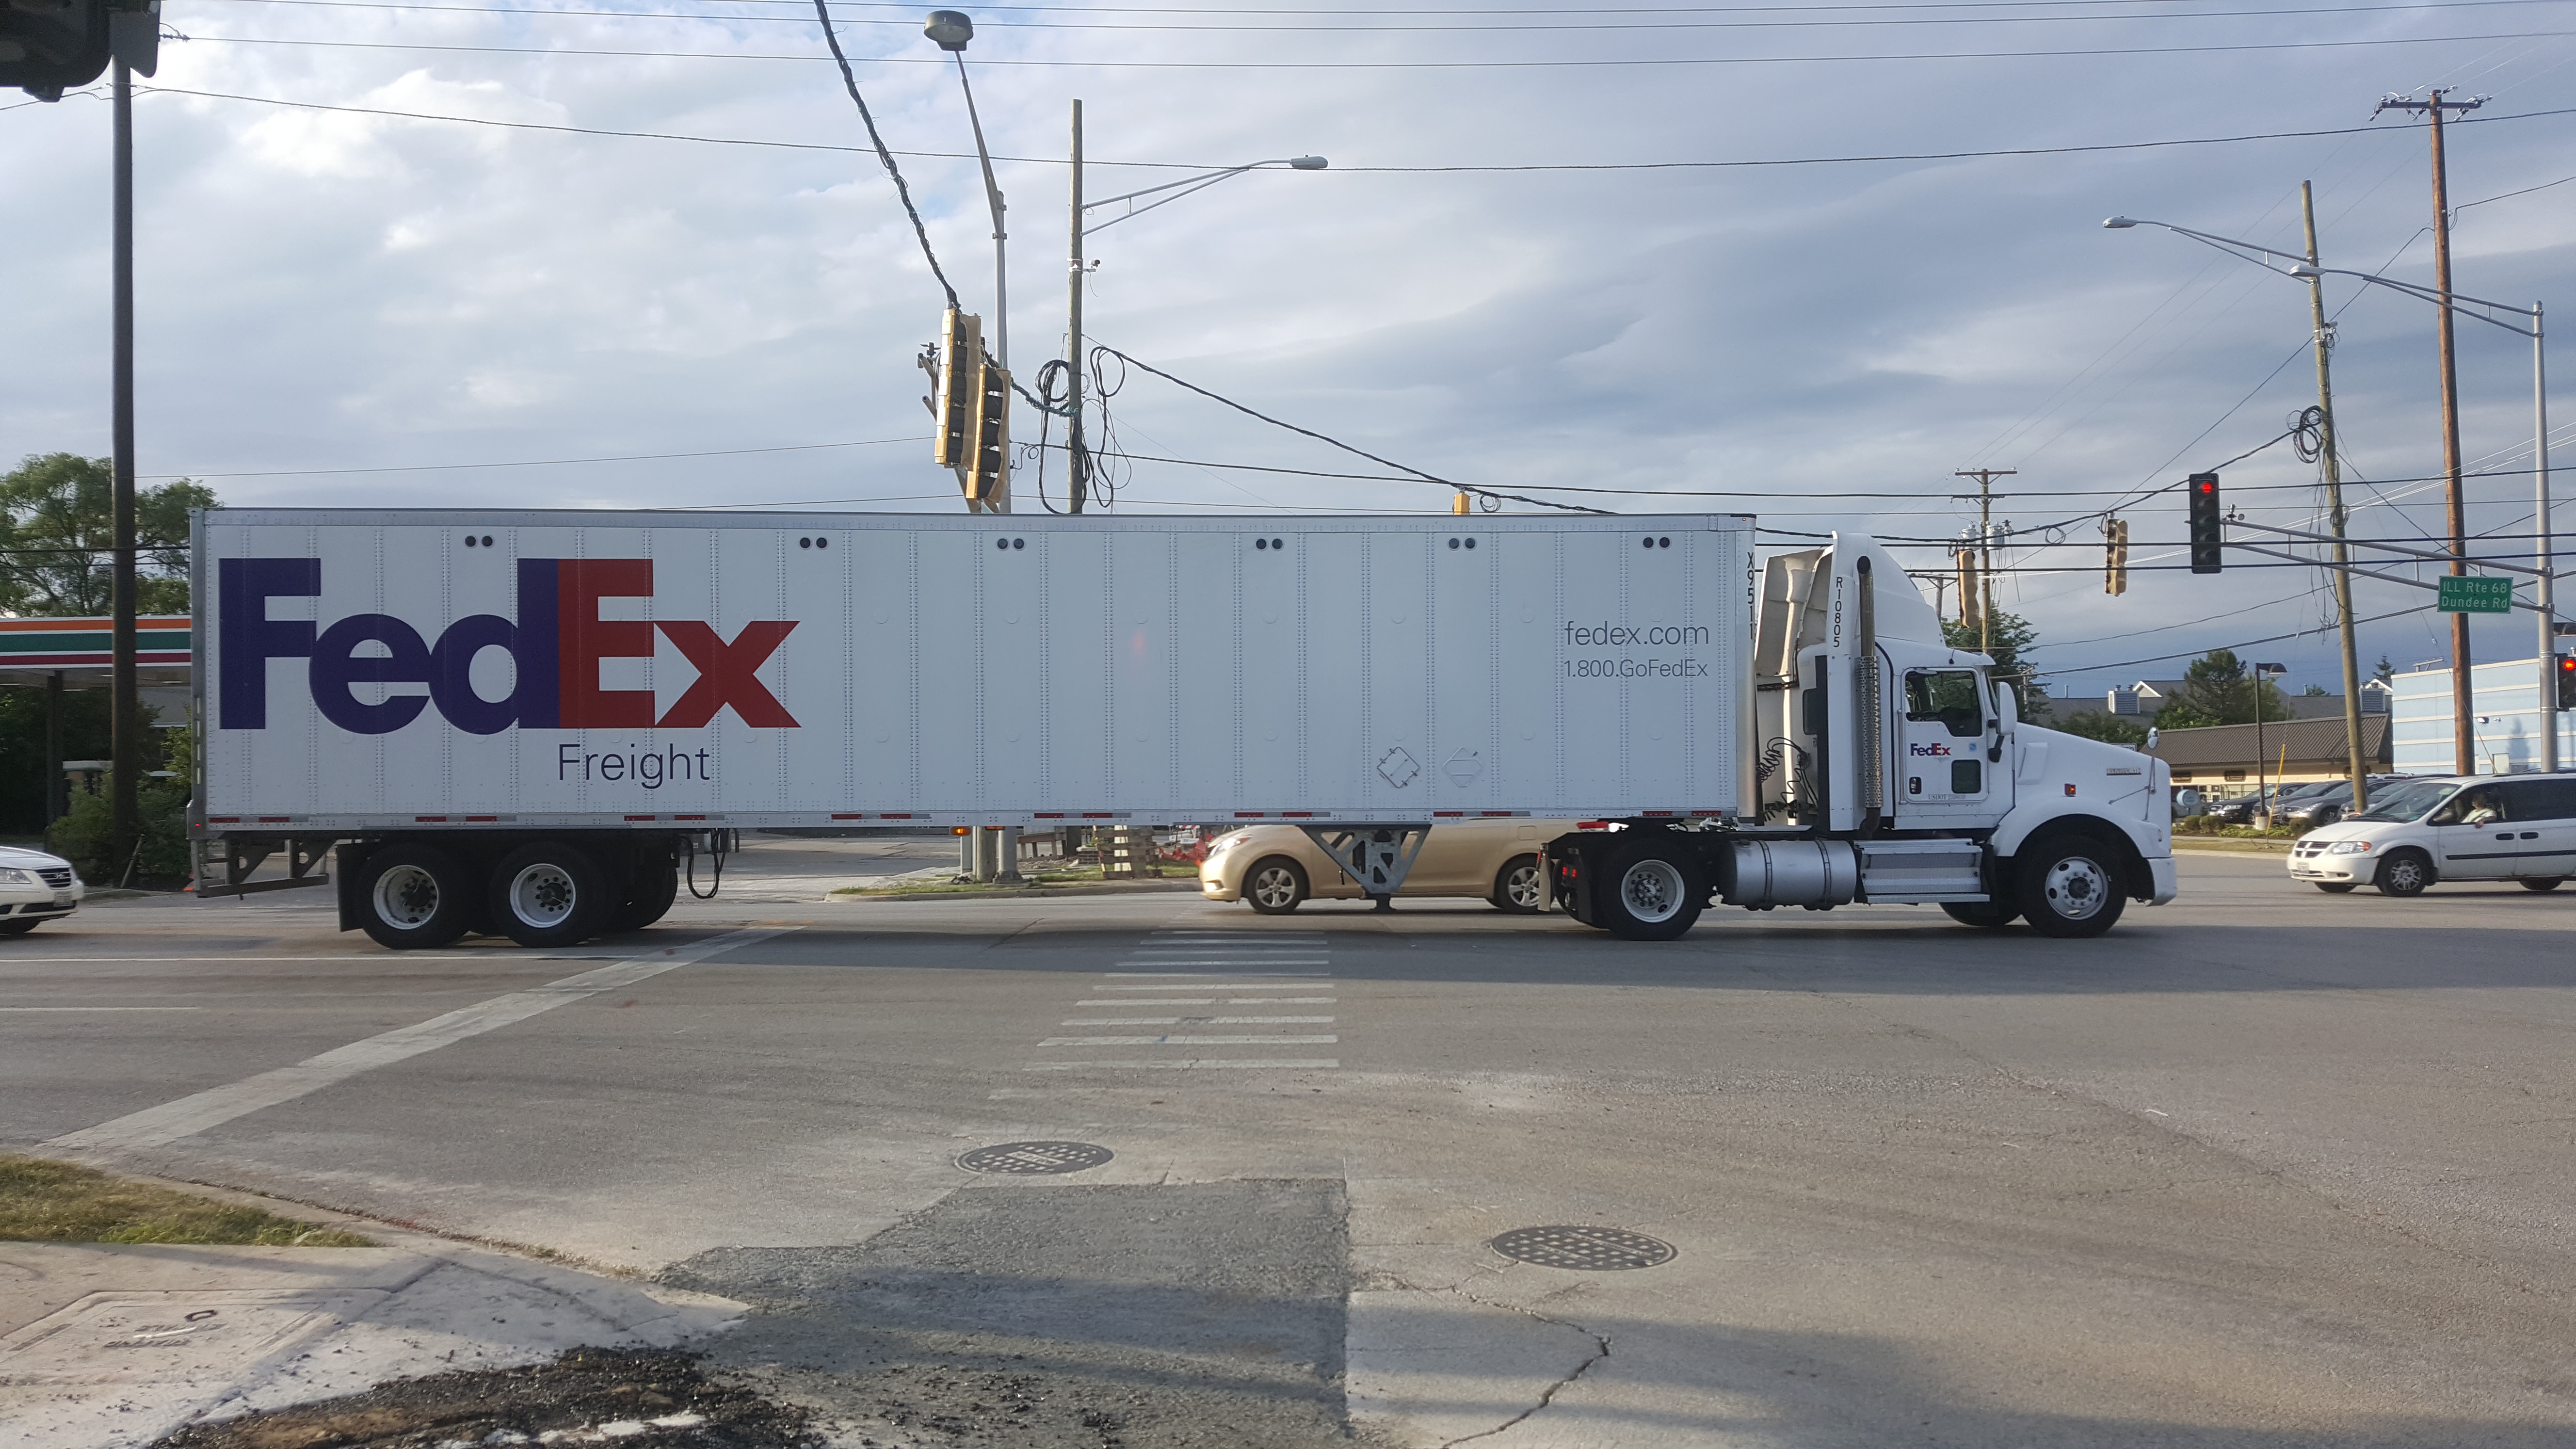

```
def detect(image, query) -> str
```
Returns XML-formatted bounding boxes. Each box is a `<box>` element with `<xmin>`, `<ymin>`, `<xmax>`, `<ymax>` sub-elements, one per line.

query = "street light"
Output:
<box><xmin>2252</xmin><ymin>661</ymin><xmax>2286</xmax><ymax>827</ymax></box>
<box><xmin>1058</xmin><ymin>112</ymin><xmax>1325</xmax><ymax>512</ymax></box>
<box><xmin>924</xmin><ymin>9</ymin><xmax>1010</xmax><ymax>513</ymax></box>
<box><xmin>2287</xmin><ymin>261</ymin><xmax>2555</xmax><ymax>774</ymax></box>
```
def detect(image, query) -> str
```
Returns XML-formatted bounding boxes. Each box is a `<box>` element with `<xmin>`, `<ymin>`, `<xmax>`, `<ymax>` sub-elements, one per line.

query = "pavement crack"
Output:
<box><xmin>1435</xmin><ymin>1287</ymin><xmax>1610</xmax><ymax>1447</ymax></box>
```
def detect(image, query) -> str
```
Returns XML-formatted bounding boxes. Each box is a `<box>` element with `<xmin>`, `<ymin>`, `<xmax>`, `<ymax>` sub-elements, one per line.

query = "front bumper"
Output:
<box><xmin>1197</xmin><ymin>865</ymin><xmax>1240</xmax><ymax>902</ymax></box>
<box><xmin>0</xmin><ymin>886</ymin><xmax>83</xmax><ymax>920</ymax></box>
<box><xmin>2287</xmin><ymin>841</ymin><xmax>2364</xmax><ymax>882</ymax></box>
<box><xmin>2147</xmin><ymin>855</ymin><xmax>2179</xmax><ymax>905</ymax></box>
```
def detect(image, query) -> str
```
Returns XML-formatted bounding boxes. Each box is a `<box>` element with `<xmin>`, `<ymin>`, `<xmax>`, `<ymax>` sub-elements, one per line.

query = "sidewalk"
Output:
<box><xmin>0</xmin><ymin>1183</ymin><xmax>742</xmax><ymax>1449</ymax></box>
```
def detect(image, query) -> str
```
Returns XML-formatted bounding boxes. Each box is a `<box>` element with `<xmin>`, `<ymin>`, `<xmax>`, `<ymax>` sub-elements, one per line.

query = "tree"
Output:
<box><xmin>2373</xmin><ymin>656</ymin><xmax>2396</xmax><ymax>685</ymax></box>
<box><xmin>2051</xmin><ymin>710</ymin><xmax>2150</xmax><ymax>746</ymax></box>
<box><xmin>1942</xmin><ymin>608</ymin><xmax>2037</xmax><ymax>675</ymax></box>
<box><xmin>2152</xmin><ymin>648</ymin><xmax>2295</xmax><ymax>729</ymax></box>
<box><xmin>0</xmin><ymin>453</ymin><xmax>216</xmax><ymax>616</ymax></box>
<box><xmin>2301</xmin><ymin>684</ymin><xmax>2328</xmax><ymax>696</ymax></box>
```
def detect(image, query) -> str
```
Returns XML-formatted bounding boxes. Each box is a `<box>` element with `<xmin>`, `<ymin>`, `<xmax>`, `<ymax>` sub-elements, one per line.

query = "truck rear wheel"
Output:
<box><xmin>607</xmin><ymin>856</ymin><xmax>680</xmax><ymax>933</ymax></box>
<box><xmin>2015</xmin><ymin>837</ymin><xmax>2127</xmax><ymax>938</ymax></box>
<box><xmin>1598</xmin><ymin>839</ymin><xmax>1704</xmax><ymax>942</ymax></box>
<box><xmin>358</xmin><ymin>844</ymin><xmax>473</xmax><ymax>950</ymax></box>
<box><xmin>490</xmin><ymin>842</ymin><xmax>608</xmax><ymax>948</ymax></box>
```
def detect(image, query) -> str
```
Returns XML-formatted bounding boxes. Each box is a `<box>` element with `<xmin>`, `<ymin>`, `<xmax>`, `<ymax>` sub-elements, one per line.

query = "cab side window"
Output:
<box><xmin>2438</xmin><ymin>786</ymin><xmax>2508</xmax><ymax>824</ymax></box>
<box><xmin>1906</xmin><ymin>670</ymin><xmax>1984</xmax><ymax>738</ymax></box>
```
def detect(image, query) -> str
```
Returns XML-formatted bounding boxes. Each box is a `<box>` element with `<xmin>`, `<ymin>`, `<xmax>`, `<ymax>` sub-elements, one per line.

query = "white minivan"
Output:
<box><xmin>2289</xmin><ymin>774</ymin><xmax>2576</xmax><ymax>895</ymax></box>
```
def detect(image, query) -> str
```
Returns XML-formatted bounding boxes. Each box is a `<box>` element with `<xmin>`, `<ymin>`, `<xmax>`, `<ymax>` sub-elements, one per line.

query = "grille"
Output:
<box><xmin>36</xmin><ymin>868</ymin><xmax>72</xmax><ymax>888</ymax></box>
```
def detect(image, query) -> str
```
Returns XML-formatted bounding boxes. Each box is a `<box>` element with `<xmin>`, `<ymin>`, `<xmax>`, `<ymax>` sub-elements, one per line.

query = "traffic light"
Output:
<box><xmin>931</xmin><ymin>308</ymin><xmax>983</xmax><ymax>472</ymax></box>
<box><xmin>1</xmin><ymin>0</ymin><xmax>111</xmax><ymax>99</ymax></box>
<box><xmin>2104</xmin><ymin>516</ymin><xmax>2129</xmax><ymax>596</ymax></box>
<box><xmin>2557</xmin><ymin>652</ymin><xmax>2576</xmax><ymax>709</ymax></box>
<box><xmin>2187</xmin><ymin>471</ymin><xmax>2222</xmax><ymax>574</ymax></box>
<box><xmin>962</xmin><ymin>351</ymin><xmax>1010</xmax><ymax>504</ymax></box>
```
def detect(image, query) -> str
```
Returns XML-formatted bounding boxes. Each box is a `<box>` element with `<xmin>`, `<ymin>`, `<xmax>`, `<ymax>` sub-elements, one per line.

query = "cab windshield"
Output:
<box><xmin>2349</xmin><ymin>780</ymin><xmax>2459</xmax><ymax>823</ymax></box>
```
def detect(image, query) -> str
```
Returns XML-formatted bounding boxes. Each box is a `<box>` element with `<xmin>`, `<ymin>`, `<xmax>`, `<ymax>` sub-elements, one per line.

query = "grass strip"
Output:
<box><xmin>0</xmin><ymin>1154</ymin><xmax>375</xmax><ymax>1246</ymax></box>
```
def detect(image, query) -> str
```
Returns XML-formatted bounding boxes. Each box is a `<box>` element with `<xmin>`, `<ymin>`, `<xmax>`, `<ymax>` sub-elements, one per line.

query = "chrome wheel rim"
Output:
<box><xmin>509</xmin><ymin>863</ymin><xmax>579</xmax><ymax>929</ymax></box>
<box><xmin>1619</xmin><ymin>859</ymin><xmax>1686</xmax><ymax>924</ymax></box>
<box><xmin>1504</xmin><ymin>862</ymin><xmax>1545</xmax><ymax>910</ymax></box>
<box><xmin>1250</xmin><ymin>865</ymin><xmax>1300</xmax><ymax>909</ymax></box>
<box><xmin>2384</xmin><ymin>858</ymin><xmax>2426</xmax><ymax>891</ymax></box>
<box><xmin>2041</xmin><ymin>854</ymin><xmax>2109</xmax><ymax>921</ymax></box>
<box><xmin>372</xmin><ymin>864</ymin><xmax>442</xmax><ymax>930</ymax></box>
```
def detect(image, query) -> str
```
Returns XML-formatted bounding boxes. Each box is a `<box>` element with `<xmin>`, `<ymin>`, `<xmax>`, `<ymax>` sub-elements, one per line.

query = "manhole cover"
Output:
<box><xmin>956</xmin><ymin>1141</ymin><xmax>1114</xmax><ymax>1175</ymax></box>
<box><xmin>1489</xmin><ymin>1225</ymin><xmax>1676</xmax><ymax>1271</ymax></box>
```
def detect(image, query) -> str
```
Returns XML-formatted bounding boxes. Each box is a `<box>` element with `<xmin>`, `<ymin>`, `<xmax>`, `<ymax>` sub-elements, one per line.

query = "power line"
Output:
<box><xmin>187</xmin><ymin>0</ymin><xmax>2576</xmax><ymax>32</ymax></box>
<box><xmin>168</xmin><ymin>27</ymin><xmax>2576</xmax><ymax>68</ymax></box>
<box><xmin>114</xmin><ymin>85</ymin><xmax>2576</xmax><ymax>177</ymax></box>
<box><xmin>1090</xmin><ymin>345</ymin><xmax>1610</xmax><ymax>514</ymax></box>
<box><xmin>137</xmin><ymin>435</ymin><xmax>923</xmax><ymax>479</ymax></box>
<box><xmin>805</xmin><ymin>0</ymin><xmax>957</xmax><ymax>309</ymax></box>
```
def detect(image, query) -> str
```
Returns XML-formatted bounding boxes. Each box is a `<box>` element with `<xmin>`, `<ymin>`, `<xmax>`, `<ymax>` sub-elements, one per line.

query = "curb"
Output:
<box><xmin>2173</xmin><ymin>839</ymin><xmax>2297</xmax><ymax>855</ymax></box>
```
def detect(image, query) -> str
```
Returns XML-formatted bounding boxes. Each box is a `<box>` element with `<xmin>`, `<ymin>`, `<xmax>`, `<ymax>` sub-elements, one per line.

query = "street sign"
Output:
<box><xmin>2437</xmin><ymin>576</ymin><xmax>2514</xmax><ymax>613</ymax></box>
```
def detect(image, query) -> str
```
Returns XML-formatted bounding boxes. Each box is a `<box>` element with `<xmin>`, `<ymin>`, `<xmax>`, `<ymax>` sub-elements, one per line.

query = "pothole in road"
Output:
<box><xmin>956</xmin><ymin>1141</ymin><xmax>1114</xmax><ymax>1175</ymax></box>
<box><xmin>1488</xmin><ymin>1225</ymin><xmax>1676</xmax><ymax>1271</ymax></box>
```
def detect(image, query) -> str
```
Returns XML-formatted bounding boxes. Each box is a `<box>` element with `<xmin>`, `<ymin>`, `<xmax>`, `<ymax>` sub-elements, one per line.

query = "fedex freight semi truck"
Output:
<box><xmin>191</xmin><ymin>509</ymin><xmax>2175</xmax><ymax>948</ymax></box>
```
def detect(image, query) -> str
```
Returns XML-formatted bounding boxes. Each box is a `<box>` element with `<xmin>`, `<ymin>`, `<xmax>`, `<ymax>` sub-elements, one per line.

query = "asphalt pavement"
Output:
<box><xmin>4</xmin><ymin>842</ymin><xmax>2573</xmax><ymax>1447</ymax></box>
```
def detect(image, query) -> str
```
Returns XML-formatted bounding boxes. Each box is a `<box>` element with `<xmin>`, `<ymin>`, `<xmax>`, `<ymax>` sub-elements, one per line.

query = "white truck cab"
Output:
<box><xmin>1546</xmin><ymin>532</ymin><xmax>2177</xmax><ymax>940</ymax></box>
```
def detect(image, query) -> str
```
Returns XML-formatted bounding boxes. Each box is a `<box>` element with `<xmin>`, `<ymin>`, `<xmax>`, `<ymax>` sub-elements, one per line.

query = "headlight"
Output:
<box><xmin>2327</xmin><ymin>840</ymin><xmax>2374</xmax><ymax>855</ymax></box>
<box><xmin>0</xmin><ymin>868</ymin><xmax>32</xmax><ymax>885</ymax></box>
<box><xmin>1207</xmin><ymin>834</ymin><xmax>1241</xmax><ymax>854</ymax></box>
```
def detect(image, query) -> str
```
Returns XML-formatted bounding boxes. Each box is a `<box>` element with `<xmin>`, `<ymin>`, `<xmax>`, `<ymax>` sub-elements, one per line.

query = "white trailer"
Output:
<box><xmin>191</xmin><ymin>509</ymin><xmax>2174</xmax><ymax>947</ymax></box>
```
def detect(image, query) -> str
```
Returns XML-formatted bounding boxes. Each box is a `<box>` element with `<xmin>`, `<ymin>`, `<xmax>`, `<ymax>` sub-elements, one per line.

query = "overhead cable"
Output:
<box><xmin>805</xmin><ymin>0</ymin><xmax>956</xmax><ymax>309</ymax></box>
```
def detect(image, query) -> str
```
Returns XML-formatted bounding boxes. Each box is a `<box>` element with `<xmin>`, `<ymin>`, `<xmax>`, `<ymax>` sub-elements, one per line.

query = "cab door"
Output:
<box><xmin>1895</xmin><ymin>665</ymin><xmax>1994</xmax><ymax>828</ymax></box>
<box><xmin>2428</xmin><ymin>783</ymin><xmax>2515</xmax><ymax>881</ymax></box>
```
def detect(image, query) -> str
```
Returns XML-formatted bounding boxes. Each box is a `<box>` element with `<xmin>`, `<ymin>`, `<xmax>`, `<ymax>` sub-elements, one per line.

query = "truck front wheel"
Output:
<box><xmin>490</xmin><ymin>842</ymin><xmax>608</xmax><ymax>948</ymax></box>
<box><xmin>358</xmin><ymin>844</ymin><xmax>473</xmax><ymax>950</ymax></box>
<box><xmin>2015</xmin><ymin>837</ymin><xmax>2127</xmax><ymax>938</ymax></box>
<box><xmin>1598</xmin><ymin>839</ymin><xmax>1704</xmax><ymax>942</ymax></box>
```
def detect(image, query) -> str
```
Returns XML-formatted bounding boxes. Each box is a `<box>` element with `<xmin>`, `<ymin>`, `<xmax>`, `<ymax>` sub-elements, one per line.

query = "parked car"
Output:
<box><xmin>2206</xmin><ymin>781</ymin><xmax>2335</xmax><ymax>825</ymax></box>
<box><xmin>2288</xmin><ymin>773</ymin><xmax>2576</xmax><ymax>894</ymax></box>
<box><xmin>1199</xmin><ymin>818</ymin><xmax>1581</xmax><ymax>913</ymax></box>
<box><xmin>0</xmin><ymin>844</ymin><xmax>84</xmax><ymax>933</ymax></box>
<box><xmin>2275</xmin><ymin>775</ymin><xmax>2413</xmax><ymax>832</ymax></box>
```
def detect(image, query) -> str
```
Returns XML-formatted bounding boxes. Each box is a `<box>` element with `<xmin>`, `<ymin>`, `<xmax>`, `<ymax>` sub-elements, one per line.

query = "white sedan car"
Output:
<box><xmin>0</xmin><ymin>845</ymin><xmax>83</xmax><ymax>933</ymax></box>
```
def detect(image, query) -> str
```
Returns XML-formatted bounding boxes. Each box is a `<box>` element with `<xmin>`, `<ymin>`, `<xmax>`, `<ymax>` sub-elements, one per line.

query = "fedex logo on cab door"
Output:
<box><xmin>219</xmin><ymin>558</ymin><xmax>798</xmax><ymax>735</ymax></box>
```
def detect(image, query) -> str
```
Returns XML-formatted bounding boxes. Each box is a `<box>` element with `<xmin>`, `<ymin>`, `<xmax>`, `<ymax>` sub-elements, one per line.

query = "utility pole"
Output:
<box><xmin>1955</xmin><ymin>468</ymin><xmax>2013</xmax><ymax>656</ymax></box>
<box><xmin>1065</xmin><ymin>98</ymin><xmax>1089</xmax><ymax>514</ymax></box>
<box><xmin>2379</xmin><ymin>88</ymin><xmax>2484</xmax><ymax>775</ymax></box>
<box><xmin>110</xmin><ymin>55</ymin><xmax>140</xmax><ymax>880</ymax></box>
<box><xmin>2300</xmin><ymin>179</ymin><xmax>2371</xmax><ymax>810</ymax></box>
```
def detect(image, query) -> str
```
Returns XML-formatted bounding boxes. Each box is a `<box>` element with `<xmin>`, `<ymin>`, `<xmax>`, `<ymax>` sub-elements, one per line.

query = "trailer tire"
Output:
<box><xmin>608</xmin><ymin>856</ymin><xmax>681</xmax><ymax>933</ymax></box>
<box><xmin>2014</xmin><ymin>835</ymin><xmax>2127</xmax><ymax>938</ymax></box>
<box><xmin>1491</xmin><ymin>854</ymin><xmax>1546</xmax><ymax>914</ymax></box>
<box><xmin>1597</xmin><ymin>838</ymin><xmax>1704</xmax><ymax>942</ymax></box>
<box><xmin>490</xmin><ymin>842</ymin><xmax>609</xmax><ymax>948</ymax></box>
<box><xmin>356</xmin><ymin>844</ymin><xmax>474</xmax><ymax>950</ymax></box>
<box><xmin>1244</xmin><ymin>856</ymin><xmax>1309</xmax><ymax>915</ymax></box>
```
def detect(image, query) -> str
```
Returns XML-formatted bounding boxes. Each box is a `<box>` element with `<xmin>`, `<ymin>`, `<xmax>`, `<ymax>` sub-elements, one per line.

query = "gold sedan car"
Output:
<box><xmin>1198</xmin><ymin>818</ymin><xmax>1580</xmax><ymax>914</ymax></box>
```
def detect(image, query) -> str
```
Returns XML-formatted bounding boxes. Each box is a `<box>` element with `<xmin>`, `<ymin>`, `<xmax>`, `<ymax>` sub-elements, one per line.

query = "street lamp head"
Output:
<box><xmin>2102</xmin><ymin>216</ymin><xmax>2139</xmax><ymax>229</ymax></box>
<box><xmin>2289</xmin><ymin>263</ymin><xmax>2323</xmax><ymax>279</ymax></box>
<box><xmin>924</xmin><ymin>9</ymin><xmax>974</xmax><ymax>50</ymax></box>
<box><xmin>1288</xmin><ymin>156</ymin><xmax>1328</xmax><ymax>170</ymax></box>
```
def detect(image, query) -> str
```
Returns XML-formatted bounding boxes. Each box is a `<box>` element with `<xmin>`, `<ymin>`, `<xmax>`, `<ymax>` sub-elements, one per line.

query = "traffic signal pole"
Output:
<box><xmin>110</xmin><ymin>56</ymin><xmax>140</xmax><ymax>879</ymax></box>
<box><xmin>1065</xmin><ymin>98</ymin><xmax>1088</xmax><ymax>514</ymax></box>
<box><xmin>2300</xmin><ymin>181</ymin><xmax>2370</xmax><ymax>809</ymax></box>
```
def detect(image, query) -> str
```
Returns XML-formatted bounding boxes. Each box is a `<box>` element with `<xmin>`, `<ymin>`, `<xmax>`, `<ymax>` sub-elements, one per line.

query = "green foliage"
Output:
<box><xmin>2374</xmin><ymin>655</ymin><xmax>2396</xmax><ymax>684</ymax></box>
<box><xmin>46</xmin><ymin>724</ymin><xmax>190</xmax><ymax>886</ymax></box>
<box><xmin>0</xmin><ymin>685</ymin><xmax>110</xmax><ymax>835</ymax></box>
<box><xmin>2050</xmin><ymin>710</ymin><xmax>2150</xmax><ymax>745</ymax></box>
<box><xmin>2301</xmin><ymin>684</ymin><xmax>2329</xmax><ymax>696</ymax></box>
<box><xmin>2151</xmin><ymin>648</ymin><xmax>2295</xmax><ymax>729</ymax></box>
<box><xmin>0</xmin><ymin>453</ymin><xmax>216</xmax><ymax>616</ymax></box>
<box><xmin>1941</xmin><ymin>608</ymin><xmax>2037</xmax><ymax>674</ymax></box>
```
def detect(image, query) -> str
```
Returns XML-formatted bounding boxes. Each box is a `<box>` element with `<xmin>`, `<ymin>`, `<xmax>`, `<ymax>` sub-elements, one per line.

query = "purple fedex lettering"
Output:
<box><xmin>218</xmin><ymin>556</ymin><xmax>795</xmax><ymax>735</ymax></box>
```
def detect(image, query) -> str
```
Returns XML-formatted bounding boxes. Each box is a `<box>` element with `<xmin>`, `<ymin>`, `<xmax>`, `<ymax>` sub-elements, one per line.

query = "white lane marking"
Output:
<box><xmin>0</xmin><ymin>1006</ymin><xmax>205</xmax><ymax>1012</ymax></box>
<box><xmin>1072</xmin><ymin>997</ymin><xmax>1337</xmax><ymax>1006</ymax></box>
<box><xmin>1025</xmin><ymin>1059</ymin><xmax>1339</xmax><ymax>1071</ymax></box>
<box><xmin>1105</xmin><ymin>969</ymin><xmax>1329</xmax><ymax>977</ymax></box>
<box><xmin>1038</xmin><ymin>1033</ymin><xmax>1338</xmax><ymax>1046</ymax></box>
<box><xmin>42</xmin><ymin>927</ymin><xmax>791</xmax><ymax>1152</ymax></box>
<box><xmin>1062</xmin><ymin>1016</ymin><xmax>1336</xmax><ymax>1026</ymax></box>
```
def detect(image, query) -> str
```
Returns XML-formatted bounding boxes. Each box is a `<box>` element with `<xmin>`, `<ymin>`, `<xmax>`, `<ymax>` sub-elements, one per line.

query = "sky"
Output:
<box><xmin>4</xmin><ymin>0</ymin><xmax>2574</xmax><ymax>707</ymax></box>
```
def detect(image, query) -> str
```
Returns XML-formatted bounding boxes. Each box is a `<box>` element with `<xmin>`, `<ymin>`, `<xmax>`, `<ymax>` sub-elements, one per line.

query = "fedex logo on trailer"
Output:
<box><xmin>218</xmin><ymin>558</ymin><xmax>799</xmax><ymax>735</ymax></box>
